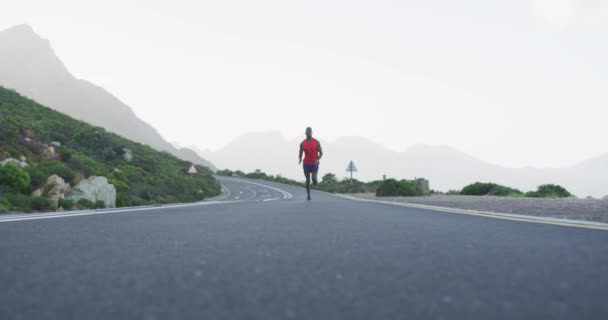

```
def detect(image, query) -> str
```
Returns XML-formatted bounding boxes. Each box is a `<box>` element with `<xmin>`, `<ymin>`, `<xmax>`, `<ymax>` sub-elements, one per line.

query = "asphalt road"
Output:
<box><xmin>1</xmin><ymin>177</ymin><xmax>607</xmax><ymax>320</ymax></box>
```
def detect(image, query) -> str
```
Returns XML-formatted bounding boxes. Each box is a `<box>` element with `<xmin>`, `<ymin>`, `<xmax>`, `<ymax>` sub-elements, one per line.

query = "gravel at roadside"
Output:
<box><xmin>348</xmin><ymin>193</ymin><xmax>608</xmax><ymax>223</ymax></box>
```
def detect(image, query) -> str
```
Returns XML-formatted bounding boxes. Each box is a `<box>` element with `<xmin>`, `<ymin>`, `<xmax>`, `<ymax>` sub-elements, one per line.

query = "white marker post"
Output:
<box><xmin>345</xmin><ymin>160</ymin><xmax>358</xmax><ymax>184</ymax></box>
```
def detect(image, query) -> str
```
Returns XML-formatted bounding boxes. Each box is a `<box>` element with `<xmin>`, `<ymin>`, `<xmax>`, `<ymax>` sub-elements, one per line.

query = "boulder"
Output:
<box><xmin>43</xmin><ymin>175</ymin><xmax>70</xmax><ymax>207</ymax></box>
<box><xmin>67</xmin><ymin>176</ymin><xmax>116</xmax><ymax>208</ymax></box>
<box><xmin>0</xmin><ymin>158</ymin><xmax>28</xmax><ymax>168</ymax></box>
<box><xmin>51</xmin><ymin>141</ymin><xmax>61</xmax><ymax>147</ymax></box>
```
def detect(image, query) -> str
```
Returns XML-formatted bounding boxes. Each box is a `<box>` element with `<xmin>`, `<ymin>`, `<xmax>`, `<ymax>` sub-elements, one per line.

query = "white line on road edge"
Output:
<box><xmin>0</xmin><ymin>200</ymin><xmax>243</xmax><ymax>223</ymax></box>
<box><xmin>220</xmin><ymin>178</ymin><xmax>293</xmax><ymax>200</ymax></box>
<box><xmin>336</xmin><ymin>194</ymin><xmax>608</xmax><ymax>231</ymax></box>
<box><xmin>263</xmin><ymin>198</ymin><xmax>280</xmax><ymax>202</ymax></box>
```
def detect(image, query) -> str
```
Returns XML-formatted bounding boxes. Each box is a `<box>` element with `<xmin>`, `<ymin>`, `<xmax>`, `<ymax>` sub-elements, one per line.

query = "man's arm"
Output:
<box><xmin>298</xmin><ymin>142</ymin><xmax>304</xmax><ymax>164</ymax></box>
<box><xmin>316</xmin><ymin>142</ymin><xmax>323</xmax><ymax>164</ymax></box>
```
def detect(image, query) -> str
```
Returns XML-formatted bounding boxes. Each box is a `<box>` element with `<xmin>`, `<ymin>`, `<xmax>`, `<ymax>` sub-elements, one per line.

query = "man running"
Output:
<box><xmin>299</xmin><ymin>127</ymin><xmax>323</xmax><ymax>200</ymax></box>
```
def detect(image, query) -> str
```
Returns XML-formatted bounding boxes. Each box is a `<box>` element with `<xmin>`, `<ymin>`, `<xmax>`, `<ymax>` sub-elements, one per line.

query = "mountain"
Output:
<box><xmin>0</xmin><ymin>24</ymin><xmax>215</xmax><ymax>170</ymax></box>
<box><xmin>200</xmin><ymin>132</ymin><xmax>608</xmax><ymax>198</ymax></box>
<box><xmin>0</xmin><ymin>86</ymin><xmax>220</xmax><ymax>211</ymax></box>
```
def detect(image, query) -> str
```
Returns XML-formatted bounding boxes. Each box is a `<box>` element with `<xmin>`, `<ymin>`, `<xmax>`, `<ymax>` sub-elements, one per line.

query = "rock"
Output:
<box><xmin>22</xmin><ymin>130</ymin><xmax>35</xmax><ymax>139</ymax></box>
<box><xmin>67</xmin><ymin>176</ymin><xmax>116</xmax><ymax>208</ymax></box>
<box><xmin>585</xmin><ymin>196</ymin><xmax>595</xmax><ymax>200</ymax></box>
<box><xmin>0</xmin><ymin>158</ymin><xmax>28</xmax><ymax>168</ymax></box>
<box><xmin>43</xmin><ymin>175</ymin><xmax>70</xmax><ymax>207</ymax></box>
<box><xmin>19</xmin><ymin>155</ymin><xmax>27</xmax><ymax>162</ymax></box>
<box><xmin>123</xmin><ymin>148</ymin><xmax>132</xmax><ymax>162</ymax></box>
<box><xmin>44</xmin><ymin>174</ymin><xmax>70</xmax><ymax>196</ymax></box>
<box><xmin>32</xmin><ymin>188</ymin><xmax>43</xmax><ymax>197</ymax></box>
<box><xmin>51</xmin><ymin>141</ymin><xmax>61</xmax><ymax>147</ymax></box>
<box><xmin>42</xmin><ymin>146</ymin><xmax>55</xmax><ymax>159</ymax></box>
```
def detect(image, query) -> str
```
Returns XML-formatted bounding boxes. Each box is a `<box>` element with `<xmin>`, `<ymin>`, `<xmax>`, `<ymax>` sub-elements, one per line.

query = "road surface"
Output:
<box><xmin>1</xmin><ymin>177</ymin><xmax>607</xmax><ymax>319</ymax></box>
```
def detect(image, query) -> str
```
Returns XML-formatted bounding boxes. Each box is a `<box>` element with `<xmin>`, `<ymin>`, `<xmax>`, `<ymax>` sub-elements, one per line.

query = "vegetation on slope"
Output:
<box><xmin>0</xmin><ymin>86</ymin><xmax>220</xmax><ymax>212</ymax></box>
<box><xmin>459</xmin><ymin>182</ymin><xmax>572</xmax><ymax>198</ymax></box>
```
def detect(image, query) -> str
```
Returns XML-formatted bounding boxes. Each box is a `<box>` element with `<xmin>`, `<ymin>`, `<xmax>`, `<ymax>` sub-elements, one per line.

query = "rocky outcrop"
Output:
<box><xmin>43</xmin><ymin>174</ymin><xmax>70</xmax><ymax>207</ymax></box>
<box><xmin>123</xmin><ymin>148</ymin><xmax>132</xmax><ymax>162</ymax></box>
<box><xmin>67</xmin><ymin>176</ymin><xmax>116</xmax><ymax>208</ymax></box>
<box><xmin>0</xmin><ymin>158</ymin><xmax>28</xmax><ymax>168</ymax></box>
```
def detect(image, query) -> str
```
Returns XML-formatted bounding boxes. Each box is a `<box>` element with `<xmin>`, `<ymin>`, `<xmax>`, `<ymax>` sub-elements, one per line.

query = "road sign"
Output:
<box><xmin>346</xmin><ymin>160</ymin><xmax>358</xmax><ymax>182</ymax></box>
<box><xmin>187</xmin><ymin>164</ymin><xmax>198</xmax><ymax>175</ymax></box>
<box><xmin>346</xmin><ymin>161</ymin><xmax>358</xmax><ymax>172</ymax></box>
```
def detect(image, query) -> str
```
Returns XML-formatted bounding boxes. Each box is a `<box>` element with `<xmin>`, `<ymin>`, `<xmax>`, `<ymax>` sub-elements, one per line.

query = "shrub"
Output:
<box><xmin>461</xmin><ymin>182</ymin><xmax>497</xmax><ymax>196</ymax></box>
<box><xmin>7</xmin><ymin>193</ymin><xmax>32</xmax><ymax>211</ymax></box>
<box><xmin>58</xmin><ymin>198</ymin><xmax>74</xmax><ymax>210</ymax></box>
<box><xmin>31</xmin><ymin>197</ymin><xmax>52</xmax><ymax>211</ymax></box>
<box><xmin>59</xmin><ymin>146</ymin><xmax>72</xmax><ymax>161</ymax></box>
<box><xmin>527</xmin><ymin>184</ymin><xmax>572</xmax><ymax>198</ymax></box>
<box><xmin>94</xmin><ymin>200</ymin><xmax>106</xmax><ymax>209</ymax></box>
<box><xmin>36</xmin><ymin>161</ymin><xmax>76</xmax><ymax>183</ymax></box>
<box><xmin>487</xmin><ymin>185</ymin><xmax>523</xmax><ymax>197</ymax></box>
<box><xmin>216</xmin><ymin>169</ymin><xmax>234</xmax><ymax>176</ymax></box>
<box><xmin>0</xmin><ymin>163</ymin><xmax>31</xmax><ymax>194</ymax></box>
<box><xmin>245</xmin><ymin>169</ymin><xmax>268</xmax><ymax>180</ymax></box>
<box><xmin>25</xmin><ymin>166</ymin><xmax>47</xmax><ymax>190</ymax></box>
<box><xmin>376</xmin><ymin>179</ymin><xmax>420</xmax><ymax>197</ymax></box>
<box><xmin>321</xmin><ymin>173</ymin><xmax>338</xmax><ymax>185</ymax></box>
<box><xmin>0</xmin><ymin>198</ymin><xmax>11</xmax><ymax>213</ymax></box>
<box><xmin>76</xmin><ymin>199</ymin><xmax>95</xmax><ymax>209</ymax></box>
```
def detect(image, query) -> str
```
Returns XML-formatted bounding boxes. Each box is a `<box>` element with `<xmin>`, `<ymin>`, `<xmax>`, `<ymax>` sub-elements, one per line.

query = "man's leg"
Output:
<box><xmin>303</xmin><ymin>167</ymin><xmax>311</xmax><ymax>200</ymax></box>
<box><xmin>312</xmin><ymin>169</ymin><xmax>318</xmax><ymax>186</ymax></box>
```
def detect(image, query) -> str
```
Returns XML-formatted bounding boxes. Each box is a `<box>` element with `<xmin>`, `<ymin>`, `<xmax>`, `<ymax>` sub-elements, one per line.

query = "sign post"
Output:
<box><xmin>345</xmin><ymin>160</ymin><xmax>358</xmax><ymax>184</ymax></box>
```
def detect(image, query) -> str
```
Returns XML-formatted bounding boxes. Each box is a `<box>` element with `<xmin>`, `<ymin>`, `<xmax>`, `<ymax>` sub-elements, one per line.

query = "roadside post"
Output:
<box><xmin>346</xmin><ymin>160</ymin><xmax>358</xmax><ymax>184</ymax></box>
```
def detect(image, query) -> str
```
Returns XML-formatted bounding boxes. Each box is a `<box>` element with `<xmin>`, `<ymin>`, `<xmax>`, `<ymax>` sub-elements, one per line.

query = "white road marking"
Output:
<box><xmin>247</xmin><ymin>187</ymin><xmax>257</xmax><ymax>200</ymax></box>
<box><xmin>220</xmin><ymin>178</ymin><xmax>293</xmax><ymax>200</ymax></box>
<box><xmin>263</xmin><ymin>198</ymin><xmax>280</xmax><ymax>202</ymax></box>
<box><xmin>0</xmin><ymin>200</ymin><xmax>242</xmax><ymax>223</ymax></box>
<box><xmin>336</xmin><ymin>194</ymin><xmax>608</xmax><ymax>231</ymax></box>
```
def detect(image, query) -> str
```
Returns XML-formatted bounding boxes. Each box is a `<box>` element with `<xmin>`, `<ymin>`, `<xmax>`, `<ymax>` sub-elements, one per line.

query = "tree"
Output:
<box><xmin>321</xmin><ymin>173</ymin><xmax>338</xmax><ymax>185</ymax></box>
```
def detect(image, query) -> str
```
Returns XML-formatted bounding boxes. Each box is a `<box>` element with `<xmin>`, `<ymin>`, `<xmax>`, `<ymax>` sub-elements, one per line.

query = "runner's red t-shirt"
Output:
<box><xmin>301</xmin><ymin>138</ymin><xmax>320</xmax><ymax>165</ymax></box>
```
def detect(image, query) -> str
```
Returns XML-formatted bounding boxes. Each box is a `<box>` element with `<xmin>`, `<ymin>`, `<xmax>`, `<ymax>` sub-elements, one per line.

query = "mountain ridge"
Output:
<box><xmin>199</xmin><ymin>131</ymin><xmax>608</xmax><ymax>198</ymax></box>
<box><xmin>0</xmin><ymin>24</ymin><xmax>215</xmax><ymax>170</ymax></box>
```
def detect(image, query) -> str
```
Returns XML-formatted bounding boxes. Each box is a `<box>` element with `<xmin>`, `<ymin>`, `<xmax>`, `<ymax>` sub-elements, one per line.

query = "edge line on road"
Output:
<box><xmin>335</xmin><ymin>194</ymin><xmax>608</xmax><ymax>231</ymax></box>
<box><xmin>0</xmin><ymin>200</ymin><xmax>243</xmax><ymax>223</ymax></box>
<box><xmin>219</xmin><ymin>178</ymin><xmax>293</xmax><ymax>200</ymax></box>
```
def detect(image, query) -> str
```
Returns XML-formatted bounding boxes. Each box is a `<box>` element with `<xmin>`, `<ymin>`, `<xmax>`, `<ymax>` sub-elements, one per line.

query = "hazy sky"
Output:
<box><xmin>1</xmin><ymin>0</ymin><xmax>607</xmax><ymax>168</ymax></box>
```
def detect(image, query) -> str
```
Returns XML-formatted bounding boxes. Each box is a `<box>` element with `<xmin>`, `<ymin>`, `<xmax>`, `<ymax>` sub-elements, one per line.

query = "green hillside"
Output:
<box><xmin>0</xmin><ymin>86</ymin><xmax>220</xmax><ymax>212</ymax></box>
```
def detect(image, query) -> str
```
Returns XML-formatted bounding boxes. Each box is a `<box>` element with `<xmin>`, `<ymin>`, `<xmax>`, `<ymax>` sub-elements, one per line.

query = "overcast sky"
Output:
<box><xmin>1</xmin><ymin>0</ymin><xmax>607</xmax><ymax>168</ymax></box>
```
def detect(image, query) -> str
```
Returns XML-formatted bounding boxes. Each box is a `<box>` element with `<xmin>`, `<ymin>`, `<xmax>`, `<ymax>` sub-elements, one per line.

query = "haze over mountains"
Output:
<box><xmin>200</xmin><ymin>132</ymin><xmax>608</xmax><ymax>198</ymax></box>
<box><xmin>0</xmin><ymin>24</ymin><xmax>215</xmax><ymax>169</ymax></box>
<box><xmin>1</xmin><ymin>24</ymin><xmax>605</xmax><ymax>198</ymax></box>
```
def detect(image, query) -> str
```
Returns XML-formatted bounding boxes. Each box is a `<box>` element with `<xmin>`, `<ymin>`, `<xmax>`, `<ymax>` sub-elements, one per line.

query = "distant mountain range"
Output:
<box><xmin>0</xmin><ymin>24</ymin><xmax>215</xmax><ymax>169</ymax></box>
<box><xmin>199</xmin><ymin>132</ymin><xmax>608</xmax><ymax>198</ymax></box>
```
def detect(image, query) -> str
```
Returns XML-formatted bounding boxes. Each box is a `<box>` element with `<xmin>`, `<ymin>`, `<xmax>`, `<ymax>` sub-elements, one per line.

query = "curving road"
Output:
<box><xmin>1</xmin><ymin>177</ymin><xmax>607</xmax><ymax>319</ymax></box>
